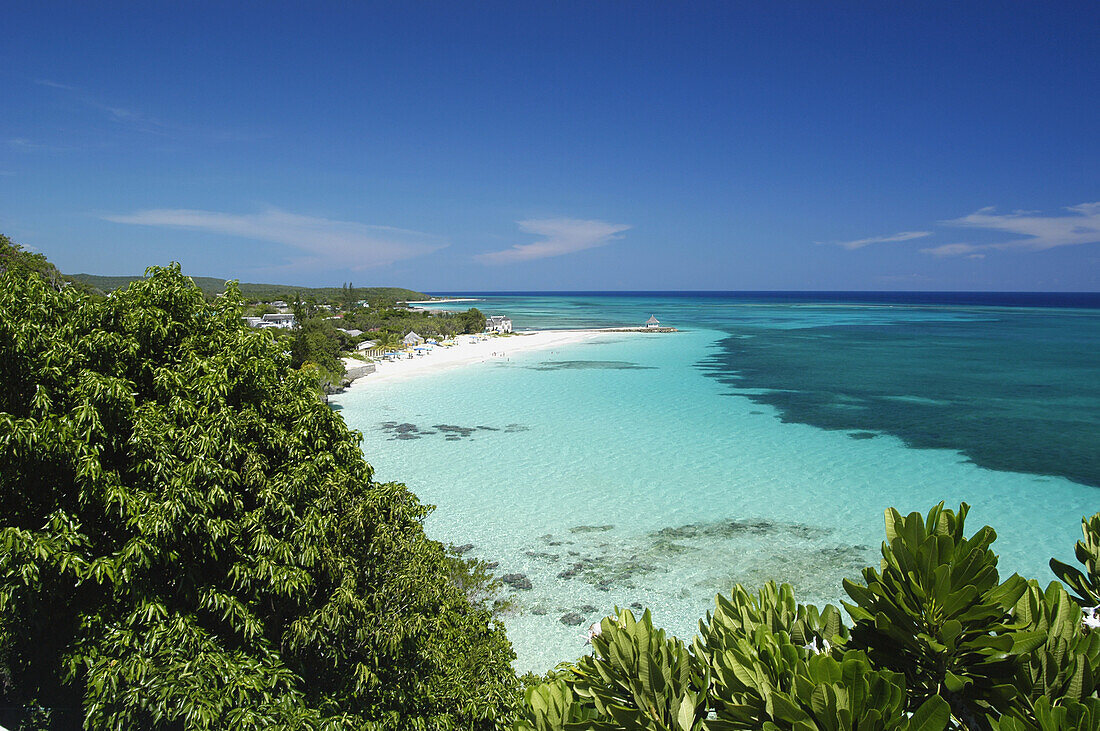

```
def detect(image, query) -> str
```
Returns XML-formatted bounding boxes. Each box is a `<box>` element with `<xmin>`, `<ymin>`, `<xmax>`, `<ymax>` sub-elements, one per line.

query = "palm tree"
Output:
<box><xmin>375</xmin><ymin>332</ymin><xmax>400</xmax><ymax>352</ymax></box>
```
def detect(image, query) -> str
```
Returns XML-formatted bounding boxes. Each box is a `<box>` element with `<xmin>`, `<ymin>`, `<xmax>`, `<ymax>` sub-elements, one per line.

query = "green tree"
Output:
<box><xmin>0</xmin><ymin>263</ymin><xmax>518</xmax><ymax>729</ymax></box>
<box><xmin>462</xmin><ymin>307</ymin><xmax>486</xmax><ymax>334</ymax></box>
<box><xmin>341</xmin><ymin>282</ymin><xmax>357</xmax><ymax>311</ymax></box>
<box><xmin>374</xmin><ymin>332</ymin><xmax>401</xmax><ymax>352</ymax></box>
<box><xmin>290</xmin><ymin>318</ymin><xmax>344</xmax><ymax>373</ymax></box>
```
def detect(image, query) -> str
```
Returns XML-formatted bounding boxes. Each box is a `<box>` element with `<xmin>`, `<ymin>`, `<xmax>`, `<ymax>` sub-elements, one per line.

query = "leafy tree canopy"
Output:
<box><xmin>0</xmin><ymin>262</ymin><xmax>517</xmax><ymax>729</ymax></box>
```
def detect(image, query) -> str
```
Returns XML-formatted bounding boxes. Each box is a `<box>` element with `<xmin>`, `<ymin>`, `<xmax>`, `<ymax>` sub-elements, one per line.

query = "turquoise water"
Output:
<box><xmin>332</xmin><ymin>293</ymin><xmax>1100</xmax><ymax>672</ymax></box>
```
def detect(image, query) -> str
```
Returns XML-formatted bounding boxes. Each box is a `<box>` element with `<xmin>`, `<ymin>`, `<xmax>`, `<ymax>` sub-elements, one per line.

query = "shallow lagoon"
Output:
<box><xmin>333</xmin><ymin>295</ymin><xmax>1100</xmax><ymax>672</ymax></box>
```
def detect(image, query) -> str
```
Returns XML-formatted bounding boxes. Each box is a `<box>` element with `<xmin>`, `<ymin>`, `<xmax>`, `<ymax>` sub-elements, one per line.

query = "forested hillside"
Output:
<box><xmin>68</xmin><ymin>272</ymin><xmax>429</xmax><ymax>303</ymax></box>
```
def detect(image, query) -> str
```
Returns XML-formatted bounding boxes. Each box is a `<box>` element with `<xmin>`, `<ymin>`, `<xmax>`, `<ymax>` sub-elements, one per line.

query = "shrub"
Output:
<box><xmin>516</xmin><ymin>504</ymin><xmax>1100</xmax><ymax>731</ymax></box>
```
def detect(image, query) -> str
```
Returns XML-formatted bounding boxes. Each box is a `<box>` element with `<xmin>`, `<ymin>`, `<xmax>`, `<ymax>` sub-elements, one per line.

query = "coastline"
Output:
<box><xmin>340</xmin><ymin>329</ymin><xmax>615</xmax><ymax>388</ymax></box>
<box><xmin>406</xmin><ymin>298</ymin><xmax>481</xmax><ymax>305</ymax></box>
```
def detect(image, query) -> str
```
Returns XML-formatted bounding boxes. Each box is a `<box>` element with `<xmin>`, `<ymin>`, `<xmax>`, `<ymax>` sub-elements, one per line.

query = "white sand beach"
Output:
<box><xmin>342</xmin><ymin>330</ymin><xmax>607</xmax><ymax>387</ymax></box>
<box><xmin>406</xmin><ymin>298</ymin><xmax>482</xmax><ymax>306</ymax></box>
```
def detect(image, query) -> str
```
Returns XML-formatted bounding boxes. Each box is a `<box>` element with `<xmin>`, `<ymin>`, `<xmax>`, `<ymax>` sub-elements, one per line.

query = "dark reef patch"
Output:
<box><xmin>379</xmin><ymin>421</ymin><xmax>434</xmax><ymax>440</ymax></box>
<box><xmin>520</xmin><ymin>515</ymin><xmax>872</xmax><ymax>601</ymax></box>
<box><xmin>502</xmin><ymin>573</ymin><xmax>532</xmax><ymax>590</ymax></box>
<box><xmin>849</xmin><ymin>431</ymin><xmax>877</xmax><ymax>440</ymax></box>
<box><xmin>526</xmin><ymin>360</ymin><xmax>657</xmax><ymax>372</ymax></box>
<box><xmin>434</xmin><ymin>424</ymin><xmax>477</xmax><ymax>440</ymax></box>
<box><xmin>379</xmin><ymin>420</ymin><xmax>528</xmax><ymax>441</ymax></box>
<box><xmin>571</xmin><ymin>525</ymin><xmax>614</xmax><ymax>534</ymax></box>
<box><xmin>652</xmin><ymin>518</ymin><xmax>831</xmax><ymax>542</ymax></box>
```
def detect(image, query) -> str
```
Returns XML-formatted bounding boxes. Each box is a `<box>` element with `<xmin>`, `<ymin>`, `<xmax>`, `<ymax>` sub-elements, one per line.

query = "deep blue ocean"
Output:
<box><xmin>333</xmin><ymin>292</ymin><xmax>1100</xmax><ymax>670</ymax></box>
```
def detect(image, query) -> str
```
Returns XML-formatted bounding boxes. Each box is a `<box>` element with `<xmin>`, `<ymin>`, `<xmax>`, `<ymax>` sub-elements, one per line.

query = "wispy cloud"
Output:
<box><xmin>921</xmin><ymin>243</ymin><xmax>980</xmax><ymax>258</ymax></box>
<box><xmin>34</xmin><ymin>78</ymin><xmax>164</xmax><ymax>133</ymax></box>
<box><xmin>35</xmin><ymin>79</ymin><xmax>75</xmax><ymax>91</ymax></box>
<box><xmin>825</xmin><ymin>230</ymin><xmax>932</xmax><ymax>250</ymax></box>
<box><xmin>32</xmin><ymin>78</ymin><xmax>252</xmax><ymax>141</ymax></box>
<box><xmin>7</xmin><ymin>137</ymin><xmax>58</xmax><ymax>151</ymax></box>
<box><xmin>477</xmin><ymin>218</ymin><xmax>630</xmax><ymax>264</ymax></box>
<box><xmin>830</xmin><ymin>203</ymin><xmax>1100</xmax><ymax>259</ymax></box>
<box><xmin>924</xmin><ymin>203</ymin><xmax>1100</xmax><ymax>256</ymax></box>
<box><xmin>875</xmin><ymin>273</ymin><xmax>932</xmax><ymax>283</ymax></box>
<box><xmin>103</xmin><ymin>207</ymin><xmax>446</xmax><ymax>270</ymax></box>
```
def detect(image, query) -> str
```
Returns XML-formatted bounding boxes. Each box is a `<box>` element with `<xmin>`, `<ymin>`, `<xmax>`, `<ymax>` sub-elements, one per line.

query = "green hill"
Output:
<box><xmin>68</xmin><ymin>273</ymin><xmax>429</xmax><ymax>303</ymax></box>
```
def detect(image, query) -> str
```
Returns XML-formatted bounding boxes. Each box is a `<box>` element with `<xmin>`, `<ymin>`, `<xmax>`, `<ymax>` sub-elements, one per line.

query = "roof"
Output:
<box><xmin>645</xmin><ymin>315</ymin><xmax>659</xmax><ymax>324</ymax></box>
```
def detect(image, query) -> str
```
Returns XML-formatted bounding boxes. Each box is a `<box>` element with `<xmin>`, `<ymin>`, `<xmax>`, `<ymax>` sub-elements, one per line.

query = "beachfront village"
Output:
<box><xmin>239</xmin><ymin>294</ymin><xmax>514</xmax><ymax>391</ymax></box>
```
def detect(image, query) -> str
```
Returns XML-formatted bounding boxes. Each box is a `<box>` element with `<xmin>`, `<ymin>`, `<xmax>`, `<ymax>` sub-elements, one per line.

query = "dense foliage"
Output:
<box><xmin>518</xmin><ymin>505</ymin><xmax>1100</xmax><ymax>731</ymax></box>
<box><xmin>0</xmin><ymin>263</ymin><xmax>518</xmax><ymax>729</ymax></box>
<box><xmin>340</xmin><ymin>305</ymin><xmax>486</xmax><ymax>341</ymax></box>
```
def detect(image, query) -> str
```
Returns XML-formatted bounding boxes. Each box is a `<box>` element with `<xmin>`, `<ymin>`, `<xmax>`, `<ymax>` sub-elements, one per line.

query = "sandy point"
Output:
<box><xmin>341</xmin><ymin>329</ymin><xmax>612</xmax><ymax>388</ymax></box>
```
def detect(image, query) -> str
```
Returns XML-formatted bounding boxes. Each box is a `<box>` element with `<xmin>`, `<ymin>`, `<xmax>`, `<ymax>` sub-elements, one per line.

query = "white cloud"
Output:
<box><xmin>931</xmin><ymin>202</ymin><xmax>1100</xmax><ymax>255</ymax></box>
<box><xmin>103</xmin><ymin>207</ymin><xmax>446</xmax><ymax>270</ymax></box>
<box><xmin>476</xmin><ymin>218</ymin><xmax>630</xmax><ymax>264</ymax></box>
<box><xmin>7</xmin><ymin>138</ymin><xmax>50</xmax><ymax>151</ymax></box>
<box><xmin>826</xmin><ymin>230</ymin><xmax>932</xmax><ymax>250</ymax></box>
<box><xmin>836</xmin><ymin>203</ymin><xmax>1100</xmax><ymax>259</ymax></box>
<box><xmin>921</xmin><ymin>243</ymin><xmax>981</xmax><ymax>258</ymax></box>
<box><xmin>35</xmin><ymin>78</ymin><xmax>75</xmax><ymax>91</ymax></box>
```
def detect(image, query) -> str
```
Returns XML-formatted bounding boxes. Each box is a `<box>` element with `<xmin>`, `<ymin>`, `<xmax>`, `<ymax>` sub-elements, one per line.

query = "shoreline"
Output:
<box><xmin>340</xmin><ymin>328</ymin><xmax>668</xmax><ymax>389</ymax></box>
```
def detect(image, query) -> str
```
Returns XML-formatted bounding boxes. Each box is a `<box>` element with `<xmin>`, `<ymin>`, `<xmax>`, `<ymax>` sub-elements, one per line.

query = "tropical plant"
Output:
<box><xmin>1050</xmin><ymin>514</ymin><xmax>1100</xmax><ymax>608</ymax></box>
<box><xmin>990</xmin><ymin>696</ymin><xmax>1100</xmax><ymax>731</ymax></box>
<box><xmin>514</xmin><ymin>678</ymin><xmax>599</xmax><ymax>731</ymax></box>
<box><xmin>517</xmin><ymin>608</ymin><xmax>709</xmax><ymax>731</ymax></box>
<box><xmin>375</xmin><ymin>331</ymin><xmax>402</xmax><ymax>352</ymax></box>
<box><xmin>842</xmin><ymin>504</ymin><xmax>1039</xmax><ymax>726</ymax></box>
<box><xmin>695</xmin><ymin>582</ymin><xmax>847</xmax><ymax>663</ymax></box>
<box><xmin>518</xmin><ymin>507</ymin><xmax>1100</xmax><ymax>731</ymax></box>
<box><xmin>1003</xmin><ymin>580</ymin><xmax>1100</xmax><ymax>724</ymax></box>
<box><xmin>707</xmin><ymin>644</ymin><xmax>949</xmax><ymax>731</ymax></box>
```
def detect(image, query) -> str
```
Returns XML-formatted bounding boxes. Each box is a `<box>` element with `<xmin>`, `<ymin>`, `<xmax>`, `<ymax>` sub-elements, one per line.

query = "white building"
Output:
<box><xmin>485</xmin><ymin>315</ymin><xmax>513</xmax><ymax>333</ymax></box>
<box><xmin>645</xmin><ymin>315</ymin><xmax>660</xmax><ymax>329</ymax></box>
<box><xmin>404</xmin><ymin>331</ymin><xmax>425</xmax><ymax>346</ymax></box>
<box><xmin>261</xmin><ymin>313</ymin><xmax>296</xmax><ymax>329</ymax></box>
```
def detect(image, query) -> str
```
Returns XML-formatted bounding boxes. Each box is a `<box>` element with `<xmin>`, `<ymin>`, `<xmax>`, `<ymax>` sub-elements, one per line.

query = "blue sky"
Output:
<box><xmin>2</xmin><ymin>2</ymin><xmax>1098</xmax><ymax>291</ymax></box>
